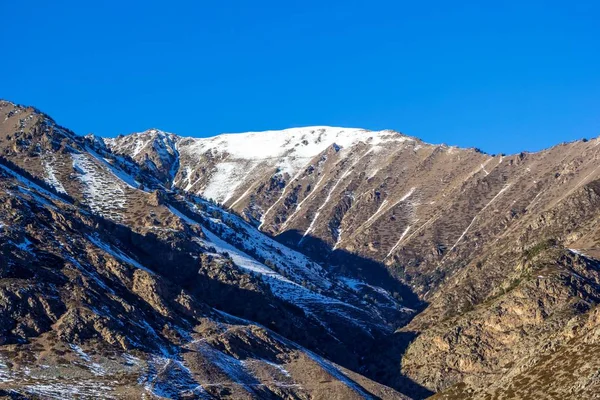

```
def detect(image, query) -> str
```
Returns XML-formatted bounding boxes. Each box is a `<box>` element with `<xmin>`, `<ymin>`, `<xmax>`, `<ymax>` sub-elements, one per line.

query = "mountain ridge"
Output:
<box><xmin>103</xmin><ymin>101</ymin><xmax>600</xmax><ymax>398</ymax></box>
<box><xmin>0</xmin><ymin>99</ymin><xmax>422</xmax><ymax>398</ymax></box>
<box><xmin>3</xmin><ymin>98</ymin><xmax>600</xmax><ymax>398</ymax></box>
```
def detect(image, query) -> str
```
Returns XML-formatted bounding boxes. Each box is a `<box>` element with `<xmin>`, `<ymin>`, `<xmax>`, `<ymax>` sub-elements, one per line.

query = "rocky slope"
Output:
<box><xmin>108</xmin><ymin>121</ymin><xmax>600</xmax><ymax>398</ymax></box>
<box><xmin>4</xmin><ymin>98</ymin><xmax>600</xmax><ymax>399</ymax></box>
<box><xmin>0</xmin><ymin>100</ymin><xmax>417</xmax><ymax>399</ymax></box>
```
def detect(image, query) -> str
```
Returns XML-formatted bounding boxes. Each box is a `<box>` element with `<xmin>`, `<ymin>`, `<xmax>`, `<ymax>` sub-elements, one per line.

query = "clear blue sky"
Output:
<box><xmin>1</xmin><ymin>1</ymin><xmax>599</xmax><ymax>154</ymax></box>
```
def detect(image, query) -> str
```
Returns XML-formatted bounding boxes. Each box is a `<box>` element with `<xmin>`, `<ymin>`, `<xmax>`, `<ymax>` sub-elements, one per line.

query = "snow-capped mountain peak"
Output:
<box><xmin>188</xmin><ymin>126</ymin><xmax>409</xmax><ymax>161</ymax></box>
<box><xmin>108</xmin><ymin>126</ymin><xmax>416</xmax><ymax>204</ymax></box>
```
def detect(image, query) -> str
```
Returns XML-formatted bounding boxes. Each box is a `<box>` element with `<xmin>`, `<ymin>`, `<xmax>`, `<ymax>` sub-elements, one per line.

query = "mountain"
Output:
<box><xmin>2</xmin><ymin>99</ymin><xmax>600</xmax><ymax>399</ymax></box>
<box><xmin>0</xmin><ymin>101</ymin><xmax>419</xmax><ymax>399</ymax></box>
<box><xmin>109</xmin><ymin>122</ymin><xmax>600</xmax><ymax>398</ymax></box>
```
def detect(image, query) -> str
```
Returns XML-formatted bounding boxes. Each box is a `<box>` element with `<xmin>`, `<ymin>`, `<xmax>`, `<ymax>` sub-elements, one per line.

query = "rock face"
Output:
<box><xmin>3</xmin><ymin>98</ymin><xmax>600</xmax><ymax>399</ymax></box>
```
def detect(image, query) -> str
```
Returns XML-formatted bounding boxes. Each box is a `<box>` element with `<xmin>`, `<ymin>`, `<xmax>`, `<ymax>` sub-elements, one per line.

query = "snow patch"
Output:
<box><xmin>0</xmin><ymin>358</ymin><xmax>13</xmax><ymax>383</ymax></box>
<box><xmin>168</xmin><ymin>203</ymin><xmax>386</xmax><ymax>332</ymax></box>
<box><xmin>0</xmin><ymin>164</ymin><xmax>67</xmax><ymax>205</ymax></box>
<box><xmin>186</xmin><ymin>127</ymin><xmax>407</xmax><ymax>204</ymax></box>
<box><xmin>69</xmin><ymin>344</ymin><xmax>105</xmax><ymax>376</ymax></box>
<box><xmin>72</xmin><ymin>153</ymin><xmax>127</xmax><ymax>220</ymax></box>
<box><xmin>25</xmin><ymin>382</ymin><xmax>115</xmax><ymax>399</ymax></box>
<box><xmin>43</xmin><ymin>159</ymin><xmax>67</xmax><ymax>194</ymax></box>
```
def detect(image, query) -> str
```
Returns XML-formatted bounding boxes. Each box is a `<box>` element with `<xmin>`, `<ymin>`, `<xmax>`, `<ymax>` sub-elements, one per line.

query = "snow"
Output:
<box><xmin>203</xmin><ymin>162</ymin><xmax>258</xmax><ymax>203</ymax></box>
<box><xmin>0</xmin><ymin>358</ymin><xmax>13</xmax><ymax>383</ymax></box>
<box><xmin>72</xmin><ymin>153</ymin><xmax>127</xmax><ymax>220</ymax></box>
<box><xmin>557</xmin><ymin>164</ymin><xmax>600</xmax><ymax>205</ymax></box>
<box><xmin>261</xmin><ymin>360</ymin><xmax>291</xmax><ymax>378</ymax></box>
<box><xmin>177</xmin><ymin>166</ymin><xmax>193</xmax><ymax>189</ymax></box>
<box><xmin>16</xmin><ymin>186</ymin><xmax>58</xmax><ymax>210</ymax></box>
<box><xmin>64</xmin><ymin>255</ymin><xmax>116</xmax><ymax>295</ymax></box>
<box><xmin>14</xmin><ymin>238</ymin><xmax>32</xmax><ymax>251</ymax></box>
<box><xmin>569</xmin><ymin>248</ymin><xmax>594</xmax><ymax>259</ymax></box>
<box><xmin>366</xmin><ymin>167</ymin><xmax>380</xmax><ymax>179</ymax></box>
<box><xmin>299</xmin><ymin>150</ymin><xmax>369</xmax><ymax>245</ymax></box>
<box><xmin>200</xmin><ymin>225</ymin><xmax>381</xmax><ymax>331</ymax></box>
<box><xmin>200</xmin><ymin>225</ymin><xmax>291</xmax><ymax>282</ymax></box>
<box><xmin>136</xmin><ymin>130</ymin><xmax>181</xmax><ymax>183</ymax></box>
<box><xmin>401</xmin><ymin>214</ymin><xmax>439</xmax><ymax>245</ymax></box>
<box><xmin>399</xmin><ymin>187</ymin><xmax>417</xmax><ymax>202</ymax></box>
<box><xmin>525</xmin><ymin>190</ymin><xmax>544</xmax><ymax>211</ymax></box>
<box><xmin>358</xmin><ymin>187</ymin><xmax>416</xmax><ymax>233</ymax></box>
<box><xmin>173</xmin><ymin>202</ymin><xmax>330</xmax><ymax>287</ymax></box>
<box><xmin>385</xmin><ymin>225</ymin><xmax>412</xmax><ymax>259</ymax></box>
<box><xmin>463</xmin><ymin>158</ymin><xmax>492</xmax><ymax>183</ymax></box>
<box><xmin>258</xmin><ymin>168</ymin><xmax>307</xmax><ymax>229</ymax></box>
<box><xmin>364</xmin><ymin>199</ymin><xmax>389</xmax><ymax>226</ymax></box>
<box><xmin>298</xmin><ymin>347</ymin><xmax>375</xmax><ymax>399</ymax></box>
<box><xmin>0</xmin><ymin>163</ymin><xmax>67</xmax><ymax>205</ymax></box>
<box><xmin>167</xmin><ymin>202</ymin><xmax>390</xmax><ymax>332</ymax></box>
<box><xmin>122</xmin><ymin>353</ymin><xmax>142</xmax><ymax>367</ymax></box>
<box><xmin>229</xmin><ymin>181</ymin><xmax>257</xmax><ymax>208</ymax></box>
<box><xmin>280</xmin><ymin>171</ymin><xmax>328</xmax><ymax>230</ymax></box>
<box><xmin>43</xmin><ymin>159</ymin><xmax>67</xmax><ymax>194</ymax></box>
<box><xmin>298</xmin><ymin>211</ymin><xmax>321</xmax><ymax>245</ymax></box>
<box><xmin>135</xmin><ymin>321</ymin><xmax>172</xmax><ymax>357</ymax></box>
<box><xmin>132</xmin><ymin>138</ymin><xmax>148</xmax><ymax>157</ymax></box>
<box><xmin>196</xmin><ymin>344</ymin><xmax>259</xmax><ymax>395</ymax></box>
<box><xmin>449</xmin><ymin>184</ymin><xmax>511</xmax><ymax>252</ymax></box>
<box><xmin>25</xmin><ymin>382</ymin><xmax>116</xmax><ymax>399</ymax></box>
<box><xmin>340</xmin><ymin>277</ymin><xmax>414</xmax><ymax>312</ymax></box>
<box><xmin>109</xmin><ymin>129</ymin><xmax>179</xmax><ymax>175</ymax></box>
<box><xmin>85</xmin><ymin>146</ymin><xmax>141</xmax><ymax>189</ymax></box>
<box><xmin>481</xmin><ymin>163</ymin><xmax>490</xmax><ymax>176</ymax></box>
<box><xmin>69</xmin><ymin>344</ymin><xmax>105</xmax><ymax>376</ymax></box>
<box><xmin>191</xmin><ymin>126</ymin><xmax>404</xmax><ymax>163</ymax></box>
<box><xmin>209</xmin><ymin>310</ymin><xmax>378</xmax><ymax>398</ymax></box>
<box><xmin>184</xmin><ymin>127</ymin><xmax>408</xmax><ymax>203</ymax></box>
<box><xmin>190</xmin><ymin>343</ymin><xmax>294</xmax><ymax>393</ymax></box>
<box><xmin>143</xmin><ymin>355</ymin><xmax>203</xmax><ymax>398</ymax></box>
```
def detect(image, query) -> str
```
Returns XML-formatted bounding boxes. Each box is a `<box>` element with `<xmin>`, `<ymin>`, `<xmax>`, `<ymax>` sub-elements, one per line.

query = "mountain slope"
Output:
<box><xmin>0</xmin><ymin>100</ymin><xmax>417</xmax><ymax>399</ymax></box>
<box><xmin>5</xmin><ymin>98</ymin><xmax>600</xmax><ymax>398</ymax></box>
<box><xmin>109</xmin><ymin>120</ymin><xmax>600</xmax><ymax>398</ymax></box>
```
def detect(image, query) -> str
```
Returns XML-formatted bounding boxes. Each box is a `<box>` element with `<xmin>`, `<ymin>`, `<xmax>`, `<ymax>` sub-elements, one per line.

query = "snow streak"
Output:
<box><xmin>385</xmin><ymin>225</ymin><xmax>412</xmax><ymax>259</ymax></box>
<box><xmin>449</xmin><ymin>184</ymin><xmax>511</xmax><ymax>252</ymax></box>
<box><xmin>357</xmin><ymin>187</ymin><xmax>416</xmax><ymax>234</ymax></box>
<box><xmin>280</xmin><ymin>172</ymin><xmax>328</xmax><ymax>231</ymax></box>
<box><xmin>298</xmin><ymin>151</ymin><xmax>369</xmax><ymax>245</ymax></box>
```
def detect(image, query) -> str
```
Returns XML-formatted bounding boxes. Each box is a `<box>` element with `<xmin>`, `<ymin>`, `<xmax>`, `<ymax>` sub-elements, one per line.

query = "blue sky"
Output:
<box><xmin>1</xmin><ymin>1</ymin><xmax>598</xmax><ymax>154</ymax></box>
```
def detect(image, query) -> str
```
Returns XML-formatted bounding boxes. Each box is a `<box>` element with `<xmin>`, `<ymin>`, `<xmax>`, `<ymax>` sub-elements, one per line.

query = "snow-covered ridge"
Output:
<box><xmin>110</xmin><ymin>126</ymin><xmax>410</xmax><ymax>166</ymax></box>
<box><xmin>186</xmin><ymin>126</ymin><xmax>408</xmax><ymax>161</ymax></box>
<box><xmin>108</xmin><ymin>126</ymin><xmax>415</xmax><ymax>203</ymax></box>
<box><xmin>186</xmin><ymin>127</ymin><xmax>410</xmax><ymax>202</ymax></box>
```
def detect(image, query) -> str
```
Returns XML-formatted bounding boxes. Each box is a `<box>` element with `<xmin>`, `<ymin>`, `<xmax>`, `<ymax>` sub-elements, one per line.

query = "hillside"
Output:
<box><xmin>3</xmin><ymin>99</ymin><xmax>600</xmax><ymax>398</ymax></box>
<box><xmin>0</xmin><ymin>100</ymin><xmax>417</xmax><ymax>399</ymax></box>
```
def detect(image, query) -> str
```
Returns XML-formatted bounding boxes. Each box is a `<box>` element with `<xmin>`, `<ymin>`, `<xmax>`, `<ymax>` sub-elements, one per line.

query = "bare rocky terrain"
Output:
<box><xmin>2</xmin><ymin>99</ymin><xmax>600</xmax><ymax>398</ymax></box>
